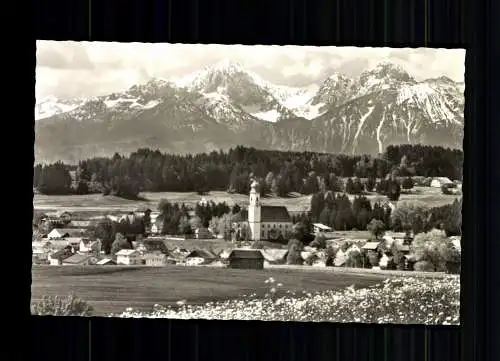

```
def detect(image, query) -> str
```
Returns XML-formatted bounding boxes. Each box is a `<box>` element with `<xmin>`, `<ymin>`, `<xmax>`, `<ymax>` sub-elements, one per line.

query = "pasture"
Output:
<box><xmin>32</xmin><ymin>186</ymin><xmax>459</xmax><ymax>214</ymax></box>
<box><xmin>31</xmin><ymin>265</ymin><xmax>386</xmax><ymax>316</ymax></box>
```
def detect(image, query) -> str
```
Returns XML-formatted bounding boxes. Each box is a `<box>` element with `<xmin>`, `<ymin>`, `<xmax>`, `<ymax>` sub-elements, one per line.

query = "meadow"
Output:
<box><xmin>33</xmin><ymin>186</ymin><xmax>459</xmax><ymax>214</ymax></box>
<box><xmin>31</xmin><ymin>265</ymin><xmax>387</xmax><ymax>316</ymax></box>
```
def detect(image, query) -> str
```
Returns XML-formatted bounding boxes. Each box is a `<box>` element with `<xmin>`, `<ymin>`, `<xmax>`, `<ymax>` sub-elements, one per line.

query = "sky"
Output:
<box><xmin>36</xmin><ymin>41</ymin><xmax>465</xmax><ymax>100</ymax></box>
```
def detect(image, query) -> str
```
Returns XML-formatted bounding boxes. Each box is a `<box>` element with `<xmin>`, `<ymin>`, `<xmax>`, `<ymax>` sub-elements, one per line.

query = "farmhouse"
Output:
<box><xmin>228</xmin><ymin>249</ymin><xmax>265</xmax><ymax>270</ymax></box>
<box><xmin>62</xmin><ymin>254</ymin><xmax>93</xmax><ymax>266</ymax></box>
<box><xmin>48</xmin><ymin>249</ymin><xmax>74</xmax><ymax>266</ymax></box>
<box><xmin>116</xmin><ymin>249</ymin><xmax>141</xmax><ymax>265</ymax></box>
<box><xmin>233</xmin><ymin>181</ymin><xmax>293</xmax><ymax>241</ymax></box>
<box><xmin>47</xmin><ymin>228</ymin><xmax>87</xmax><ymax>240</ymax></box>
<box><xmin>430</xmin><ymin>177</ymin><xmax>454</xmax><ymax>188</ymax></box>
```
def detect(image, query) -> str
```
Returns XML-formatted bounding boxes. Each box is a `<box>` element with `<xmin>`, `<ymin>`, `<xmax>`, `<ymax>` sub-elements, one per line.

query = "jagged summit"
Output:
<box><xmin>208</xmin><ymin>59</ymin><xmax>245</xmax><ymax>73</ymax></box>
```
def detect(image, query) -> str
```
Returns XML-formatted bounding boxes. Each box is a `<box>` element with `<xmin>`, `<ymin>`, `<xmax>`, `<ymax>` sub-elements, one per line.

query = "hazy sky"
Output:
<box><xmin>36</xmin><ymin>41</ymin><xmax>465</xmax><ymax>99</ymax></box>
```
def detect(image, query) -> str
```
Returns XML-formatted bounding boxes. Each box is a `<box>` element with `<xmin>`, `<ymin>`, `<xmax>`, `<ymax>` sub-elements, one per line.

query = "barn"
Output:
<box><xmin>228</xmin><ymin>249</ymin><xmax>265</xmax><ymax>270</ymax></box>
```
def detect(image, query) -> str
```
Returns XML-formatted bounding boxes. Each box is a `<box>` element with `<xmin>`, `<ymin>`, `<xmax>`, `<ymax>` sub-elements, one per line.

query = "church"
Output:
<box><xmin>232</xmin><ymin>180</ymin><xmax>293</xmax><ymax>241</ymax></box>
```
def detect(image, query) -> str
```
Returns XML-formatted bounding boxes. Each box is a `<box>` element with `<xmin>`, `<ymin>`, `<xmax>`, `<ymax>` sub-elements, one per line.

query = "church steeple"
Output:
<box><xmin>248</xmin><ymin>180</ymin><xmax>261</xmax><ymax>241</ymax></box>
<box><xmin>249</xmin><ymin>180</ymin><xmax>261</xmax><ymax>206</ymax></box>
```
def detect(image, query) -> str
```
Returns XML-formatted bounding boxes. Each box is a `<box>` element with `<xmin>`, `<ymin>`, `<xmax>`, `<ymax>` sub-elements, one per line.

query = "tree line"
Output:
<box><xmin>33</xmin><ymin>144</ymin><xmax>463</xmax><ymax>197</ymax></box>
<box><xmin>304</xmin><ymin>190</ymin><xmax>462</xmax><ymax>236</ymax></box>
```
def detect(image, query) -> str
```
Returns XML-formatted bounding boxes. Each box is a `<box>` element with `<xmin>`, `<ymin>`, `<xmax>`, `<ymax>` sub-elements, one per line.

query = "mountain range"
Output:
<box><xmin>35</xmin><ymin>59</ymin><xmax>464</xmax><ymax>163</ymax></box>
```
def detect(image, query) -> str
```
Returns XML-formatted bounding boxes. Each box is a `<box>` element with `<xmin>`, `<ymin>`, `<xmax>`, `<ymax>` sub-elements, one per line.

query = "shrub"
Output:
<box><xmin>414</xmin><ymin>260</ymin><xmax>435</xmax><ymax>272</ymax></box>
<box><xmin>402</xmin><ymin>177</ymin><xmax>415</xmax><ymax>190</ymax></box>
<box><xmin>31</xmin><ymin>293</ymin><xmax>93</xmax><ymax>316</ymax></box>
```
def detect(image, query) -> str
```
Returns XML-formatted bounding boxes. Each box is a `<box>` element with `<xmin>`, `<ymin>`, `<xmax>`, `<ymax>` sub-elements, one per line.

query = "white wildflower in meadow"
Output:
<box><xmin>114</xmin><ymin>276</ymin><xmax>460</xmax><ymax>325</ymax></box>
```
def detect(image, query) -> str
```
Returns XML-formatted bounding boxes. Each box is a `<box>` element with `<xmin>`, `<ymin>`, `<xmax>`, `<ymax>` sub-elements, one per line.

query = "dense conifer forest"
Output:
<box><xmin>33</xmin><ymin>144</ymin><xmax>463</xmax><ymax>198</ymax></box>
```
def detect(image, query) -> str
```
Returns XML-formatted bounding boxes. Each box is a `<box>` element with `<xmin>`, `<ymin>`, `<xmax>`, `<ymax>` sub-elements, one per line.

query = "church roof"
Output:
<box><xmin>234</xmin><ymin>206</ymin><xmax>291</xmax><ymax>223</ymax></box>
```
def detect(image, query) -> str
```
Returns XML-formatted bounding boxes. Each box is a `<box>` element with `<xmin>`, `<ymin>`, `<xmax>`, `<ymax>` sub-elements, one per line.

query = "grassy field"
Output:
<box><xmin>31</xmin><ymin>265</ymin><xmax>387</xmax><ymax>316</ymax></box>
<box><xmin>33</xmin><ymin>187</ymin><xmax>459</xmax><ymax>214</ymax></box>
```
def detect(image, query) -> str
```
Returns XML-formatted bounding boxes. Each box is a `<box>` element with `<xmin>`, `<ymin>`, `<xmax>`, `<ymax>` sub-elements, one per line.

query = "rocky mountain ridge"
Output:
<box><xmin>35</xmin><ymin>60</ymin><xmax>464</xmax><ymax>163</ymax></box>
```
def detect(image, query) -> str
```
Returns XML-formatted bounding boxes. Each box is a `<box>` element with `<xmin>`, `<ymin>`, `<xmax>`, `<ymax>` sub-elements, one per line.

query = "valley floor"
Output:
<box><xmin>33</xmin><ymin>187</ymin><xmax>460</xmax><ymax>214</ymax></box>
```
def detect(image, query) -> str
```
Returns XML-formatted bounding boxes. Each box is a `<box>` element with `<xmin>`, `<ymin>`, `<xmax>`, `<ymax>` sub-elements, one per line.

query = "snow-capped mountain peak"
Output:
<box><xmin>35</xmin><ymin>59</ymin><xmax>464</xmax><ymax>163</ymax></box>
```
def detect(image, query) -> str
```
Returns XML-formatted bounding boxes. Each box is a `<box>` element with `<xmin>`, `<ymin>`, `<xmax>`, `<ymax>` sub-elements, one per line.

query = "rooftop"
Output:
<box><xmin>62</xmin><ymin>253</ymin><xmax>93</xmax><ymax>264</ymax></box>
<box><xmin>229</xmin><ymin>249</ymin><xmax>265</xmax><ymax>260</ymax></box>
<box><xmin>234</xmin><ymin>206</ymin><xmax>291</xmax><ymax>223</ymax></box>
<box><xmin>186</xmin><ymin>249</ymin><xmax>217</xmax><ymax>259</ymax></box>
<box><xmin>116</xmin><ymin>249</ymin><xmax>138</xmax><ymax>256</ymax></box>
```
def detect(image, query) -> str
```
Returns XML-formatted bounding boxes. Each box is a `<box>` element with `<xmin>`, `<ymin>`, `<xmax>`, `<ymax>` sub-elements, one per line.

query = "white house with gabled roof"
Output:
<box><xmin>115</xmin><ymin>249</ymin><xmax>141</xmax><ymax>265</ymax></box>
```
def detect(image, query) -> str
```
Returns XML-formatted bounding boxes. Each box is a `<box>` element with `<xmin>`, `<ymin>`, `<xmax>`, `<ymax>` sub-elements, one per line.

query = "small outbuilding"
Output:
<box><xmin>228</xmin><ymin>249</ymin><xmax>265</xmax><ymax>270</ymax></box>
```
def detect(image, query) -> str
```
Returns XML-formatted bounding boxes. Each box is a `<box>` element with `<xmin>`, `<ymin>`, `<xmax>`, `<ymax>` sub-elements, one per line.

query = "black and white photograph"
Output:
<box><xmin>32</xmin><ymin>42</ymin><xmax>463</xmax><ymax>324</ymax></box>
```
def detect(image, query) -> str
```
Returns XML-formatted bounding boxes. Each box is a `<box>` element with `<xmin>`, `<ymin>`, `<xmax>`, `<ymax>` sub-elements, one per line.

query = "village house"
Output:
<box><xmin>232</xmin><ymin>181</ymin><xmax>293</xmax><ymax>241</ymax></box>
<box><xmin>48</xmin><ymin>248</ymin><xmax>74</xmax><ymax>266</ymax></box>
<box><xmin>32</xmin><ymin>242</ymin><xmax>51</xmax><ymax>264</ymax></box>
<box><xmin>361</xmin><ymin>241</ymin><xmax>383</xmax><ymax>253</ymax></box>
<box><xmin>333</xmin><ymin>249</ymin><xmax>347</xmax><ymax>267</ymax></box>
<box><xmin>79</xmin><ymin>238</ymin><xmax>102</xmax><ymax>254</ymax></box>
<box><xmin>115</xmin><ymin>249</ymin><xmax>141</xmax><ymax>265</ymax></box>
<box><xmin>228</xmin><ymin>249</ymin><xmax>265</xmax><ymax>269</ymax></box>
<box><xmin>185</xmin><ymin>249</ymin><xmax>217</xmax><ymax>266</ymax></box>
<box><xmin>143</xmin><ymin>252</ymin><xmax>168</xmax><ymax>266</ymax></box>
<box><xmin>379</xmin><ymin>253</ymin><xmax>393</xmax><ymax>269</ymax></box>
<box><xmin>47</xmin><ymin>228</ymin><xmax>87</xmax><ymax>240</ymax></box>
<box><xmin>96</xmin><ymin>258</ymin><xmax>116</xmax><ymax>266</ymax></box>
<box><xmin>430</xmin><ymin>177</ymin><xmax>454</xmax><ymax>188</ymax></box>
<box><xmin>65</xmin><ymin>237</ymin><xmax>87</xmax><ymax>252</ymax></box>
<box><xmin>62</xmin><ymin>253</ymin><xmax>94</xmax><ymax>266</ymax></box>
<box><xmin>135</xmin><ymin>239</ymin><xmax>170</xmax><ymax>265</ymax></box>
<box><xmin>313</xmin><ymin>223</ymin><xmax>332</xmax><ymax>234</ymax></box>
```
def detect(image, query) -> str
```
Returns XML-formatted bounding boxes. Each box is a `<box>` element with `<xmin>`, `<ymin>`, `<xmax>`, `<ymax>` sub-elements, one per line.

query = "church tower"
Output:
<box><xmin>248</xmin><ymin>180</ymin><xmax>262</xmax><ymax>241</ymax></box>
